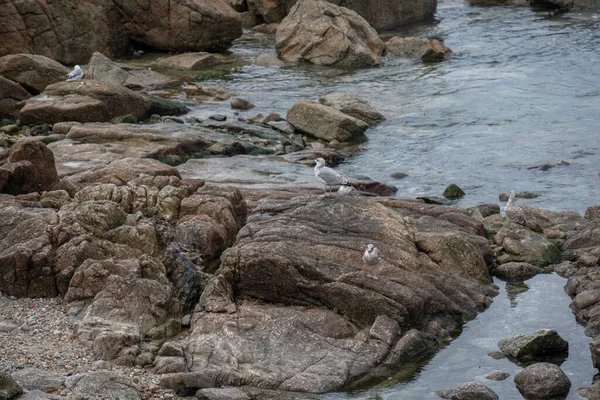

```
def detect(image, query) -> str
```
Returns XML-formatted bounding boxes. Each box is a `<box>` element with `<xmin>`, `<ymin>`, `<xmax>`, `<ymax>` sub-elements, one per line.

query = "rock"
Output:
<box><xmin>0</xmin><ymin>139</ymin><xmax>59</xmax><ymax>195</ymax></box>
<box><xmin>144</xmin><ymin>95</ymin><xmax>189</xmax><ymax>117</ymax></box>
<box><xmin>253</xmin><ymin>23</ymin><xmax>280</xmax><ymax>34</ymax></box>
<box><xmin>579</xmin><ymin>380</ymin><xmax>600</xmax><ymax>400</ymax></box>
<box><xmin>287</xmin><ymin>101</ymin><xmax>369</xmax><ymax>141</ymax></box>
<box><xmin>390</xmin><ymin>171</ymin><xmax>408</xmax><ymax>179</ymax></box>
<box><xmin>0</xmin><ymin>372</ymin><xmax>23</xmax><ymax>400</ymax></box>
<box><xmin>530</xmin><ymin>0</ymin><xmax>574</xmax><ymax>9</ymax></box>
<box><xmin>155</xmin><ymin>53</ymin><xmax>222</xmax><ymax>70</ymax></box>
<box><xmin>498</xmin><ymin>329</ymin><xmax>568</xmax><ymax>362</ymax></box>
<box><xmin>493</xmin><ymin>262</ymin><xmax>542</xmax><ymax>282</ymax></box>
<box><xmin>165</xmin><ymin>196</ymin><xmax>497</xmax><ymax>393</ymax></box>
<box><xmin>319</xmin><ymin>92</ymin><xmax>385</xmax><ymax>127</ymax></box>
<box><xmin>436</xmin><ymin>382</ymin><xmax>499</xmax><ymax>400</ymax></box>
<box><xmin>11</xmin><ymin>368</ymin><xmax>64</xmax><ymax>392</ymax></box>
<box><xmin>64</xmin><ymin>371</ymin><xmax>140</xmax><ymax>400</ymax></box>
<box><xmin>514</xmin><ymin>363</ymin><xmax>571</xmax><ymax>399</ymax></box>
<box><xmin>19</xmin><ymin>81</ymin><xmax>152</xmax><ymax>125</ymax></box>
<box><xmin>386</xmin><ymin>37</ymin><xmax>455</xmax><ymax>61</ymax></box>
<box><xmin>468</xmin><ymin>204</ymin><xmax>501</xmax><ymax>218</ymax></box>
<box><xmin>0</xmin><ymin>76</ymin><xmax>30</xmax><ymax>118</ymax></box>
<box><xmin>275</xmin><ymin>0</ymin><xmax>385</xmax><ymax>68</ymax></box>
<box><xmin>195</xmin><ymin>388</ymin><xmax>250</xmax><ymax>400</ymax></box>
<box><xmin>0</xmin><ymin>1</ymin><xmax>129</xmax><ymax>65</ymax></box>
<box><xmin>591</xmin><ymin>336</ymin><xmax>600</xmax><ymax>369</ymax></box>
<box><xmin>15</xmin><ymin>390</ymin><xmax>60</xmax><ymax>400</ymax></box>
<box><xmin>230</xmin><ymin>97</ymin><xmax>255</xmax><ymax>110</ymax></box>
<box><xmin>254</xmin><ymin>54</ymin><xmax>285</xmax><ymax>68</ymax></box>
<box><xmin>494</xmin><ymin>223</ymin><xmax>562</xmax><ymax>266</ymax></box>
<box><xmin>443</xmin><ymin>183</ymin><xmax>465</xmax><ymax>200</ymax></box>
<box><xmin>118</xmin><ymin>0</ymin><xmax>242</xmax><ymax>53</ymax></box>
<box><xmin>485</xmin><ymin>371</ymin><xmax>510</xmax><ymax>381</ymax></box>
<box><xmin>87</xmin><ymin>52</ymin><xmax>173</xmax><ymax>90</ymax></box>
<box><xmin>0</xmin><ymin>55</ymin><xmax>69</xmax><ymax>94</ymax></box>
<box><xmin>585</xmin><ymin>206</ymin><xmax>600</xmax><ymax>221</ymax></box>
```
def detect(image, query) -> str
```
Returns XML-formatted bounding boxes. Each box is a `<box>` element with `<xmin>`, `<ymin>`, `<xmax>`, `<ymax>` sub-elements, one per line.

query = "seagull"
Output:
<box><xmin>66</xmin><ymin>65</ymin><xmax>84</xmax><ymax>81</ymax></box>
<box><xmin>133</xmin><ymin>49</ymin><xmax>145</xmax><ymax>57</ymax></box>
<box><xmin>314</xmin><ymin>158</ymin><xmax>348</xmax><ymax>194</ymax></box>
<box><xmin>363</xmin><ymin>244</ymin><xmax>381</xmax><ymax>265</ymax></box>
<box><xmin>505</xmin><ymin>190</ymin><xmax>526</xmax><ymax>225</ymax></box>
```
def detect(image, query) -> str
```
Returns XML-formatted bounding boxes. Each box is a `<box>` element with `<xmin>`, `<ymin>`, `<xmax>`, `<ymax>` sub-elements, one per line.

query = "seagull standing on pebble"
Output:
<box><xmin>314</xmin><ymin>158</ymin><xmax>348</xmax><ymax>194</ymax></box>
<box><xmin>363</xmin><ymin>244</ymin><xmax>381</xmax><ymax>265</ymax></box>
<box><xmin>506</xmin><ymin>190</ymin><xmax>527</xmax><ymax>225</ymax></box>
<box><xmin>66</xmin><ymin>65</ymin><xmax>84</xmax><ymax>81</ymax></box>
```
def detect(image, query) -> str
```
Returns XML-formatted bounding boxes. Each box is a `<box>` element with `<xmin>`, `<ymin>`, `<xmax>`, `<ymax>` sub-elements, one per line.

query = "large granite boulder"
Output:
<box><xmin>0</xmin><ymin>139</ymin><xmax>59</xmax><ymax>195</ymax></box>
<box><xmin>158</xmin><ymin>195</ymin><xmax>497</xmax><ymax>394</ymax></box>
<box><xmin>116</xmin><ymin>0</ymin><xmax>242</xmax><ymax>53</ymax></box>
<box><xmin>275</xmin><ymin>0</ymin><xmax>384</xmax><ymax>67</ymax></box>
<box><xmin>514</xmin><ymin>363</ymin><xmax>571</xmax><ymax>399</ymax></box>
<box><xmin>0</xmin><ymin>54</ymin><xmax>69</xmax><ymax>94</ymax></box>
<box><xmin>19</xmin><ymin>81</ymin><xmax>153</xmax><ymax>125</ymax></box>
<box><xmin>0</xmin><ymin>75</ymin><xmax>30</xmax><ymax>118</ymax></box>
<box><xmin>287</xmin><ymin>100</ymin><xmax>369</xmax><ymax>141</ymax></box>
<box><xmin>0</xmin><ymin>1</ymin><xmax>129</xmax><ymax>65</ymax></box>
<box><xmin>247</xmin><ymin>0</ymin><xmax>437</xmax><ymax>30</ymax></box>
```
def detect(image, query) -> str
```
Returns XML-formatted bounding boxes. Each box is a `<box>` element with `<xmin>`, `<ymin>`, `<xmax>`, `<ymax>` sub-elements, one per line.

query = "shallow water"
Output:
<box><xmin>184</xmin><ymin>0</ymin><xmax>600</xmax><ymax>214</ymax></box>
<box><xmin>323</xmin><ymin>274</ymin><xmax>594</xmax><ymax>399</ymax></box>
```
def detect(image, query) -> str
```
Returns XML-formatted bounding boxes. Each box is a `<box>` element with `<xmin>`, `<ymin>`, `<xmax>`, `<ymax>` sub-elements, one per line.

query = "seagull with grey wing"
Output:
<box><xmin>505</xmin><ymin>190</ymin><xmax>526</xmax><ymax>225</ymax></box>
<box><xmin>363</xmin><ymin>244</ymin><xmax>380</xmax><ymax>265</ymax></box>
<box><xmin>314</xmin><ymin>158</ymin><xmax>348</xmax><ymax>194</ymax></box>
<box><xmin>66</xmin><ymin>65</ymin><xmax>84</xmax><ymax>81</ymax></box>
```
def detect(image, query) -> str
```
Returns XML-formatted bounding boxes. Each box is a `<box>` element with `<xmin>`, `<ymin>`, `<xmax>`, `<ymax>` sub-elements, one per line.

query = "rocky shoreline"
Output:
<box><xmin>1</xmin><ymin>0</ymin><xmax>600</xmax><ymax>399</ymax></box>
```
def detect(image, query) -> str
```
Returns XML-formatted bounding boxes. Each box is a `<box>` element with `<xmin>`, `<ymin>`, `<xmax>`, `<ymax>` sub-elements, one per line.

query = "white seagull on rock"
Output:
<box><xmin>314</xmin><ymin>158</ymin><xmax>348</xmax><ymax>194</ymax></box>
<box><xmin>505</xmin><ymin>190</ymin><xmax>526</xmax><ymax>225</ymax></box>
<box><xmin>66</xmin><ymin>65</ymin><xmax>84</xmax><ymax>81</ymax></box>
<box><xmin>363</xmin><ymin>244</ymin><xmax>380</xmax><ymax>265</ymax></box>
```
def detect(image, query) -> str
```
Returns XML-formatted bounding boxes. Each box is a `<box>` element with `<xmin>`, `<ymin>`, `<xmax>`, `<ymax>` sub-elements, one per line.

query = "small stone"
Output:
<box><xmin>230</xmin><ymin>97</ymin><xmax>255</xmax><ymax>110</ymax></box>
<box><xmin>209</xmin><ymin>114</ymin><xmax>227</xmax><ymax>122</ymax></box>
<box><xmin>443</xmin><ymin>183</ymin><xmax>465</xmax><ymax>200</ymax></box>
<box><xmin>488</xmin><ymin>351</ymin><xmax>506</xmax><ymax>360</ymax></box>
<box><xmin>390</xmin><ymin>171</ymin><xmax>408</xmax><ymax>179</ymax></box>
<box><xmin>436</xmin><ymin>382</ymin><xmax>498</xmax><ymax>400</ymax></box>
<box><xmin>485</xmin><ymin>371</ymin><xmax>510</xmax><ymax>381</ymax></box>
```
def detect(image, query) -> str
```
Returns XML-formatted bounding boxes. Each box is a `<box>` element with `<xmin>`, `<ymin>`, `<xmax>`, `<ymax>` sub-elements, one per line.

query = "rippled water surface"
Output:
<box><xmin>188</xmin><ymin>0</ymin><xmax>600</xmax><ymax>214</ymax></box>
<box><xmin>323</xmin><ymin>274</ymin><xmax>594</xmax><ymax>399</ymax></box>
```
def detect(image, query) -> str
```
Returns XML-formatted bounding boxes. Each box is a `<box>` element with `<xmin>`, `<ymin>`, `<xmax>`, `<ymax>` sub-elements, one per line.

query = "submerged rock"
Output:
<box><xmin>514</xmin><ymin>362</ymin><xmax>571</xmax><ymax>399</ymax></box>
<box><xmin>436</xmin><ymin>382</ymin><xmax>499</xmax><ymax>400</ymax></box>
<box><xmin>275</xmin><ymin>0</ymin><xmax>384</xmax><ymax>67</ymax></box>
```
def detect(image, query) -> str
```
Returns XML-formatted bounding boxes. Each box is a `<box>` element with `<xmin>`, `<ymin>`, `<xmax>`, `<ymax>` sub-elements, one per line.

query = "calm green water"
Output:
<box><xmin>186</xmin><ymin>0</ymin><xmax>600</xmax><ymax>215</ymax></box>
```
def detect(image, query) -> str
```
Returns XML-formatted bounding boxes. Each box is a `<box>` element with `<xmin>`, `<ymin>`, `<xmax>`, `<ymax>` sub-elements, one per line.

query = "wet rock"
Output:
<box><xmin>230</xmin><ymin>97</ymin><xmax>255</xmax><ymax>110</ymax></box>
<box><xmin>195</xmin><ymin>387</ymin><xmax>250</xmax><ymax>400</ymax></box>
<box><xmin>585</xmin><ymin>206</ymin><xmax>600</xmax><ymax>221</ymax></box>
<box><xmin>498</xmin><ymin>329</ymin><xmax>568</xmax><ymax>362</ymax></box>
<box><xmin>155</xmin><ymin>53</ymin><xmax>222</xmax><ymax>70</ymax></box>
<box><xmin>493</xmin><ymin>262</ymin><xmax>542</xmax><ymax>282</ymax></box>
<box><xmin>390</xmin><ymin>171</ymin><xmax>408</xmax><ymax>179</ymax></box>
<box><xmin>275</xmin><ymin>0</ymin><xmax>385</xmax><ymax>67</ymax></box>
<box><xmin>485</xmin><ymin>371</ymin><xmax>510</xmax><ymax>381</ymax></box>
<box><xmin>20</xmin><ymin>81</ymin><xmax>153</xmax><ymax>125</ymax></box>
<box><xmin>287</xmin><ymin>100</ymin><xmax>369</xmax><ymax>141</ymax></box>
<box><xmin>514</xmin><ymin>362</ymin><xmax>571</xmax><ymax>399</ymax></box>
<box><xmin>64</xmin><ymin>371</ymin><xmax>140</xmax><ymax>400</ymax></box>
<box><xmin>87</xmin><ymin>52</ymin><xmax>173</xmax><ymax>90</ymax></box>
<box><xmin>494</xmin><ymin>223</ymin><xmax>562</xmax><ymax>266</ymax></box>
<box><xmin>579</xmin><ymin>380</ymin><xmax>600</xmax><ymax>400</ymax></box>
<box><xmin>0</xmin><ymin>54</ymin><xmax>69</xmax><ymax>95</ymax></box>
<box><xmin>11</xmin><ymin>368</ymin><xmax>64</xmax><ymax>392</ymax></box>
<box><xmin>0</xmin><ymin>76</ymin><xmax>30</xmax><ymax>118</ymax></box>
<box><xmin>0</xmin><ymin>372</ymin><xmax>23</xmax><ymax>400</ymax></box>
<box><xmin>386</xmin><ymin>37</ymin><xmax>454</xmax><ymax>61</ymax></box>
<box><xmin>443</xmin><ymin>183</ymin><xmax>465</xmax><ymax>200</ymax></box>
<box><xmin>0</xmin><ymin>139</ymin><xmax>59</xmax><ymax>195</ymax></box>
<box><xmin>436</xmin><ymin>382</ymin><xmax>499</xmax><ymax>400</ymax></box>
<box><xmin>319</xmin><ymin>92</ymin><xmax>385</xmax><ymax>127</ymax></box>
<box><xmin>118</xmin><ymin>0</ymin><xmax>242</xmax><ymax>53</ymax></box>
<box><xmin>590</xmin><ymin>337</ymin><xmax>600</xmax><ymax>369</ymax></box>
<box><xmin>183</xmin><ymin>85</ymin><xmax>232</xmax><ymax>102</ymax></box>
<box><xmin>254</xmin><ymin>54</ymin><xmax>285</xmax><ymax>68</ymax></box>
